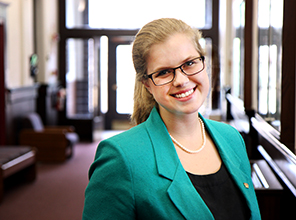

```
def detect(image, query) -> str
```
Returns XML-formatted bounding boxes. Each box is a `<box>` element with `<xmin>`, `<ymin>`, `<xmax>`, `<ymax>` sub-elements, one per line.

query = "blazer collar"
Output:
<box><xmin>145</xmin><ymin>108</ymin><xmax>247</xmax><ymax>181</ymax></box>
<box><xmin>203</xmin><ymin>116</ymin><xmax>245</xmax><ymax>178</ymax></box>
<box><xmin>145</xmin><ymin>107</ymin><xmax>178</xmax><ymax>180</ymax></box>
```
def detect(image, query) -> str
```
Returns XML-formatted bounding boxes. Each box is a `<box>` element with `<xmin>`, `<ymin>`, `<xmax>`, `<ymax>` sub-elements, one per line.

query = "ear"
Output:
<box><xmin>142</xmin><ymin>80</ymin><xmax>152</xmax><ymax>94</ymax></box>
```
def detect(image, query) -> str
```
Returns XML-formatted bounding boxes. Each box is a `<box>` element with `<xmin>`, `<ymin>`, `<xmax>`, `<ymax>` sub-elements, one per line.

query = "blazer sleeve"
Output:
<box><xmin>82</xmin><ymin>138</ymin><xmax>136</xmax><ymax>220</ymax></box>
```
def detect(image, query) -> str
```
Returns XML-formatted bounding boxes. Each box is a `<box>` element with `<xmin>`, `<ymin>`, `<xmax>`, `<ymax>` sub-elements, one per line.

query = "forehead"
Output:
<box><xmin>147</xmin><ymin>33</ymin><xmax>199</xmax><ymax>71</ymax></box>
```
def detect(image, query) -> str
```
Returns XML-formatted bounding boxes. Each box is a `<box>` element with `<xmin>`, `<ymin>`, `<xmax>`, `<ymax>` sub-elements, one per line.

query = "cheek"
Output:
<box><xmin>203</xmin><ymin>74</ymin><xmax>210</xmax><ymax>89</ymax></box>
<box><xmin>150</xmin><ymin>87</ymin><xmax>163</xmax><ymax>98</ymax></box>
<box><xmin>202</xmin><ymin>75</ymin><xmax>210</xmax><ymax>97</ymax></box>
<box><xmin>149</xmin><ymin>86</ymin><xmax>170</xmax><ymax>103</ymax></box>
<box><xmin>198</xmin><ymin>71</ymin><xmax>209</xmax><ymax>87</ymax></box>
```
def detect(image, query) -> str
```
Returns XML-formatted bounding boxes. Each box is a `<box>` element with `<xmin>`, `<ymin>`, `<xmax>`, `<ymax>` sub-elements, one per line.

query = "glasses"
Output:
<box><xmin>146</xmin><ymin>56</ymin><xmax>205</xmax><ymax>86</ymax></box>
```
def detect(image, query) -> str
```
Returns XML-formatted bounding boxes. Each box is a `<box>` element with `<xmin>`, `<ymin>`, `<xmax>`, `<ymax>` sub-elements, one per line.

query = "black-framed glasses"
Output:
<box><xmin>146</xmin><ymin>56</ymin><xmax>205</xmax><ymax>86</ymax></box>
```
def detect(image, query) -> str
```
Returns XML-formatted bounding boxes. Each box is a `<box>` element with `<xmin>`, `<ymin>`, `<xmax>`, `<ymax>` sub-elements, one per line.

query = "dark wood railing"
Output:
<box><xmin>250</xmin><ymin>114</ymin><xmax>296</xmax><ymax>219</ymax></box>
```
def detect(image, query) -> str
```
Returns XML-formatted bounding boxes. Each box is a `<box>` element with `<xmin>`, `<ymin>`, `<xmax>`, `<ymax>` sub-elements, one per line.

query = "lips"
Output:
<box><xmin>172</xmin><ymin>87</ymin><xmax>196</xmax><ymax>98</ymax></box>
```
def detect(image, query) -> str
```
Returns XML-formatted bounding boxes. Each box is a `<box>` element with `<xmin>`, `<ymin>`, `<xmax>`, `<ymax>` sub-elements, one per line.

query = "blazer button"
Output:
<box><xmin>244</xmin><ymin>183</ymin><xmax>249</xmax><ymax>189</ymax></box>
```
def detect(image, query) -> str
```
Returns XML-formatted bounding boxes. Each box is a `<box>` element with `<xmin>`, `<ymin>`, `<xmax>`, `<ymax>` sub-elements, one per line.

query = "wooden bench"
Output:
<box><xmin>250</xmin><ymin>159</ymin><xmax>283</xmax><ymax>220</ymax></box>
<box><xmin>0</xmin><ymin>146</ymin><xmax>36</xmax><ymax>201</ymax></box>
<box><xmin>251</xmin><ymin>114</ymin><xmax>296</xmax><ymax>219</ymax></box>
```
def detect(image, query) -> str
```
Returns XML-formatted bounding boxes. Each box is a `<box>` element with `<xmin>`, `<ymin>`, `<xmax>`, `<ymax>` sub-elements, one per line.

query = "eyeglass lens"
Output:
<box><xmin>152</xmin><ymin>57</ymin><xmax>204</xmax><ymax>86</ymax></box>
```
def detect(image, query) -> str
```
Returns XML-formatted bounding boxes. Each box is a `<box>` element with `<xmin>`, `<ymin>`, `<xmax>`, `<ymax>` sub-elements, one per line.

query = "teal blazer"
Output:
<box><xmin>83</xmin><ymin>108</ymin><xmax>261</xmax><ymax>219</ymax></box>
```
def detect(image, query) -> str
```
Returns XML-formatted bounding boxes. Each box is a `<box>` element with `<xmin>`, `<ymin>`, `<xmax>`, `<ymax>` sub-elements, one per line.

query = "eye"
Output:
<box><xmin>184</xmin><ymin>59</ymin><xmax>197</xmax><ymax>68</ymax></box>
<box><xmin>155</xmin><ymin>69</ymin><xmax>172</xmax><ymax>78</ymax></box>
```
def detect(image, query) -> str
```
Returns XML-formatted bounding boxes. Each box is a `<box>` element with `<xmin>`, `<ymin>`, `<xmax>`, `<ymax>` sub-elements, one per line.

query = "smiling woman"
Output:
<box><xmin>83</xmin><ymin>18</ymin><xmax>261</xmax><ymax>220</ymax></box>
<box><xmin>142</xmin><ymin>32</ymin><xmax>209</xmax><ymax>120</ymax></box>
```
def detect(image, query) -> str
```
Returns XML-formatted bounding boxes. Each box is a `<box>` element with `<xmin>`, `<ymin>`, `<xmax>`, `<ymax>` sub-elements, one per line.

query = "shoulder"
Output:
<box><xmin>102</xmin><ymin>122</ymin><xmax>149</xmax><ymax>147</ymax></box>
<box><xmin>94</xmin><ymin>121</ymin><xmax>155</xmax><ymax>165</ymax></box>
<box><xmin>203</xmin><ymin>117</ymin><xmax>240</xmax><ymax>136</ymax></box>
<box><xmin>202</xmin><ymin>117</ymin><xmax>246</xmax><ymax>151</ymax></box>
<box><xmin>101</xmin><ymin>107</ymin><xmax>165</xmax><ymax>147</ymax></box>
<box><xmin>89</xmin><ymin>122</ymin><xmax>153</xmax><ymax>177</ymax></box>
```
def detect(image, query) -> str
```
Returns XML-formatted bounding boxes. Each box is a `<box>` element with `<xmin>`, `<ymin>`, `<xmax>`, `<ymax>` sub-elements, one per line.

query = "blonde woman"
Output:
<box><xmin>83</xmin><ymin>18</ymin><xmax>261</xmax><ymax>220</ymax></box>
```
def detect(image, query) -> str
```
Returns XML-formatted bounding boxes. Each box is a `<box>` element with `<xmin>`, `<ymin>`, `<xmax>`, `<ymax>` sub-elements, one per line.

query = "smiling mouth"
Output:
<box><xmin>173</xmin><ymin>87</ymin><xmax>196</xmax><ymax>98</ymax></box>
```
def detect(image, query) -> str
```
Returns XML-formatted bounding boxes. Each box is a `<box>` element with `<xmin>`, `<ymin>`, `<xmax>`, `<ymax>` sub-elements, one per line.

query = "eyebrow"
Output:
<box><xmin>151</xmin><ymin>55</ymin><xmax>200</xmax><ymax>73</ymax></box>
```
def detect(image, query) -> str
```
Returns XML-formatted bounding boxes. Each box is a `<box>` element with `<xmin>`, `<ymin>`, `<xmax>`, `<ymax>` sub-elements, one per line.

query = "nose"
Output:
<box><xmin>172</xmin><ymin>68</ymin><xmax>189</xmax><ymax>87</ymax></box>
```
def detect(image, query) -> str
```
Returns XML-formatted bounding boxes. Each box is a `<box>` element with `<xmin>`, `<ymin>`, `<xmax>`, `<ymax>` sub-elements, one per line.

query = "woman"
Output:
<box><xmin>83</xmin><ymin>18</ymin><xmax>261</xmax><ymax>220</ymax></box>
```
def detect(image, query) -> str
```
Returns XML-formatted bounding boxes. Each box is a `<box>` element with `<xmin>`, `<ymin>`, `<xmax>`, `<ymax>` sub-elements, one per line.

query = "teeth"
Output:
<box><xmin>175</xmin><ymin>88</ymin><xmax>194</xmax><ymax>98</ymax></box>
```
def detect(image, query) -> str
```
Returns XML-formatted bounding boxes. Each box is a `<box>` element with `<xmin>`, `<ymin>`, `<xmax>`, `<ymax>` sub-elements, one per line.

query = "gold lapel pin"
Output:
<box><xmin>244</xmin><ymin>183</ymin><xmax>249</xmax><ymax>189</ymax></box>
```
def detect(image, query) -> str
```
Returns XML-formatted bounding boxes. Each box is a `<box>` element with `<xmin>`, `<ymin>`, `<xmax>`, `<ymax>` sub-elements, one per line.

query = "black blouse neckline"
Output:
<box><xmin>186</xmin><ymin>162</ymin><xmax>250</xmax><ymax>220</ymax></box>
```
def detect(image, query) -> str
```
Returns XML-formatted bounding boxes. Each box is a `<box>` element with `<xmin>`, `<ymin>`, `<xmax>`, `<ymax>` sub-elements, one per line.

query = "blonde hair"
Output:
<box><xmin>131</xmin><ymin>18</ymin><xmax>205</xmax><ymax>125</ymax></box>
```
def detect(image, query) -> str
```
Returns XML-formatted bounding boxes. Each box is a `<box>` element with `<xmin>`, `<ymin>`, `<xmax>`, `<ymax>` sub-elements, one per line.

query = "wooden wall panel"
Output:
<box><xmin>0</xmin><ymin>23</ymin><xmax>5</xmax><ymax>145</ymax></box>
<box><xmin>5</xmin><ymin>86</ymin><xmax>38</xmax><ymax>145</ymax></box>
<box><xmin>281</xmin><ymin>0</ymin><xmax>296</xmax><ymax>152</ymax></box>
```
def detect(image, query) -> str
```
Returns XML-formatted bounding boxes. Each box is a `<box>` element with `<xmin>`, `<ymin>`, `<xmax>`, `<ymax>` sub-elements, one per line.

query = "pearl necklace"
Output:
<box><xmin>169</xmin><ymin>117</ymin><xmax>206</xmax><ymax>154</ymax></box>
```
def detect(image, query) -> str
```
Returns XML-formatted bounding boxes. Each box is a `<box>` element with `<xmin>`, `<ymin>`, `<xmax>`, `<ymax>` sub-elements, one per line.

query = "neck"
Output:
<box><xmin>159</xmin><ymin>108</ymin><xmax>201</xmax><ymax>138</ymax></box>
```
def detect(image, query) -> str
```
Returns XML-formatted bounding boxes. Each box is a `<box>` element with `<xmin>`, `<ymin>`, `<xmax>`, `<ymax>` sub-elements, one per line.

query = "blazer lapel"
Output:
<box><xmin>167</xmin><ymin>163</ymin><xmax>214</xmax><ymax>219</ymax></box>
<box><xmin>145</xmin><ymin>108</ymin><xmax>214</xmax><ymax>219</ymax></box>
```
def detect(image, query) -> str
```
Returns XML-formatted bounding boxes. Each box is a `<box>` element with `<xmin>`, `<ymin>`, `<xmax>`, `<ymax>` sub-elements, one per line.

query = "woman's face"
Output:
<box><xmin>144</xmin><ymin>33</ymin><xmax>209</xmax><ymax>118</ymax></box>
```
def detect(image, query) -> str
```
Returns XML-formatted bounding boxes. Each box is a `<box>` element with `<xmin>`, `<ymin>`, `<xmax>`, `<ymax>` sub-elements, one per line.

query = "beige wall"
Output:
<box><xmin>35</xmin><ymin>0</ymin><xmax>58</xmax><ymax>84</ymax></box>
<box><xmin>2</xmin><ymin>0</ymin><xmax>58</xmax><ymax>88</ymax></box>
<box><xmin>219</xmin><ymin>0</ymin><xmax>233</xmax><ymax>89</ymax></box>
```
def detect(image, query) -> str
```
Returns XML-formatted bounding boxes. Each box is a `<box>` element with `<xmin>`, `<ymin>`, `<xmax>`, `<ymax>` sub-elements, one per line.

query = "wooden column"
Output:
<box><xmin>244</xmin><ymin>0</ymin><xmax>254</xmax><ymax>112</ymax></box>
<box><xmin>0</xmin><ymin>23</ymin><xmax>4</xmax><ymax>145</ymax></box>
<box><xmin>281</xmin><ymin>0</ymin><xmax>296</xmax><ymax>152</ymax></box>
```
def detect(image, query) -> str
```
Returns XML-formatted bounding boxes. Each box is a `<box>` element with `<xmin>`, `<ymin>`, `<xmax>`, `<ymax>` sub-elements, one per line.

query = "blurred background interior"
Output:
<box><xmin>0</xmin><ymin>0</ymin><xmax>296</xmax><ymax>219</ymax></box>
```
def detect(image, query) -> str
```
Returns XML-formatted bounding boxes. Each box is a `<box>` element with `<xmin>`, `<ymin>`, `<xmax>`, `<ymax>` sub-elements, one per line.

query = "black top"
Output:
<box><xmin>187</xmin><ymin>163</ymin><xmax>250</xmax><ymax>220</ymax></box>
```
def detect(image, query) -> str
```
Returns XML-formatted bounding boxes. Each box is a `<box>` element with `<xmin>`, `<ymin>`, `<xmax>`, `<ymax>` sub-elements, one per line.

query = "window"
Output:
<box><xmin>66</xmin><ymin>38</ymin><xmax>99</xmax><ymax>118</ymax></box>
<box><xmin>116</xmin><ymin>44</ymin><xmax>135</xmax><ymax>114</ymax></box>
<box><xmin>66</xmin><ymin>0</ymin><xmax>213</xmax><ymax>30</ymax></box>
<box><xmin>257</xmin><ymin>0</ymin><xmax>283</xmax><ymax>130</ymax></box>
<box><xmin>232</xmin><ymin>0</ymin><xmax>245</xmax><ymax>100</ymax></box>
